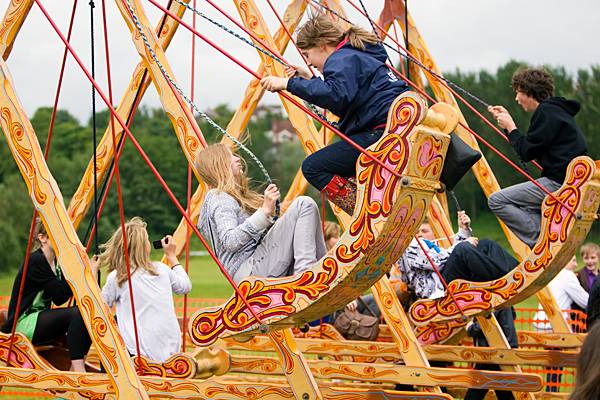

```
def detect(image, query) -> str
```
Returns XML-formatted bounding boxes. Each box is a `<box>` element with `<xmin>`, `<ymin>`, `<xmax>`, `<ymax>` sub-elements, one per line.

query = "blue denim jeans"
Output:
<box><xmin>301</xmin><ymin>129</ymin><xmax>384</xmax><ymax>190</ymax></box>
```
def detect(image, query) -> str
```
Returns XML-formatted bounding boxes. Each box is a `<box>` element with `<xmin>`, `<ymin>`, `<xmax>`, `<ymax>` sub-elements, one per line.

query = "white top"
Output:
<box><xmin>534</xmin><ymin>268</ymin><xmax>589</xmax><ymax>330</ymax></box>
<box><xmin>102</xmin><ymin>262</ymin><xmax>192</xmax><ymax>362</ymax></box>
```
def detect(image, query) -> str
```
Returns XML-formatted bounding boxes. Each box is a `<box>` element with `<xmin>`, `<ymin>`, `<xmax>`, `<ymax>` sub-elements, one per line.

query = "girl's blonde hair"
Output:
<box><xmin>296</xmin><ymin>13</ymin><xmax>378</xmax><ymax>51</ymax></box>
<box><xmin>98</xmin><ymin>217</ymin><xmax>156</xmax><ymax>287</ymax></box>
<box><xmin>195</xmin><ymin>144</ymin><xmax>263</xmax><ymax>213</ymax></box>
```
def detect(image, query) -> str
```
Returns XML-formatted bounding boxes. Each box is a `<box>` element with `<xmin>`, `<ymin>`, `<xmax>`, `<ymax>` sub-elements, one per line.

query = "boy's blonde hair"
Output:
<box><xmin>98</xmin><ymin>217</ymin><xmax>157</xmax><ymax>287</ymax></box>
<box><xmin>580</xmin><ymin>242</ymin><xmax>600</xmax><ymax>258</ymax></box>
<box><xmin>296</xmin><ymin>13</ymin><xmax>379</xmax><ymax>51</ymax></box>
<box><xmin>323</xmin><ymin>221</ymin><xmax>341</xmax><ymax>242</ymax></box>
<box><xmin>195</xmin><ymin>144</ymin><xmax>263</xmax><ymax>213</ymax></box>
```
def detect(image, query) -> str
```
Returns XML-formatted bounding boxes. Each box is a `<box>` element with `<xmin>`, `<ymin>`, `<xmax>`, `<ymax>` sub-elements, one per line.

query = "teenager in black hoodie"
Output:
<box><xmin>487</xmin><ymin>67</ymin><xmax>587</xmax><ymax>248</ymax></box>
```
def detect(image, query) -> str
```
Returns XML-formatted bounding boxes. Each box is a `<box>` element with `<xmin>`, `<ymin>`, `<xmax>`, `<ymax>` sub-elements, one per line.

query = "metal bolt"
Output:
<box><xmin>259</xmin><ymin>324</ymin><xmax>269</xmax><ymax>334</ymax></box>
<box><xmin>302</xmin><ymin>393</ymin><xmax>310</xmax><ymax>400</ymax></box>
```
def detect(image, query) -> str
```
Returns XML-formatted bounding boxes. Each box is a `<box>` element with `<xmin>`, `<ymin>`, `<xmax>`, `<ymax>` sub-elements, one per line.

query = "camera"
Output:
<box><xmin>152</xmin><ymin>236</ymin><xmax>169</xmax><ymax>250</ymax></box>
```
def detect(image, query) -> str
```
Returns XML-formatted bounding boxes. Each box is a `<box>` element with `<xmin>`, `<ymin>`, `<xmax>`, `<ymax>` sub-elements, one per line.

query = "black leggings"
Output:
<box><xmin>32</xmin><ymin>307</ymin><xmax>91</xmax><ymax>360</ymax></box>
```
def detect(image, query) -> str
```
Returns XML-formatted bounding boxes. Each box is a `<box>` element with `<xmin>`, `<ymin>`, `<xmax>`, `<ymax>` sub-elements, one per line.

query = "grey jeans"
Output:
<box><xmin>488</xmin><ymin>177</ymin><xmax>562</xmax><ymax>248</ymax></box>
<box><xmin>234</xmin><ymin>196</ymin><xmax>327</xmax><ymax>282</ymax></box>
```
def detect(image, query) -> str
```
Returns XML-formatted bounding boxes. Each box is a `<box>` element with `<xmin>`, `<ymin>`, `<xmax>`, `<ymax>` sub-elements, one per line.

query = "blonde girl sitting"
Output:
<box><xmin>94</xmin><ymin>217</ymin><xmax>191</xmax><ymax>363</ymax></box>
<box><xmin>196</xmin><ymin>144</ymin><xmax>327</xmax><ymax>284</ymax></box>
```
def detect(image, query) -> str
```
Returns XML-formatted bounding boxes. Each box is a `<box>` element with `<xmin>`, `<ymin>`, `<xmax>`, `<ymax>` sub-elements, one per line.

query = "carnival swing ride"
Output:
<box><xmin>0</xmin><ymin>0</ymin><xmax>598</xmax><ymax>399</ymax></box>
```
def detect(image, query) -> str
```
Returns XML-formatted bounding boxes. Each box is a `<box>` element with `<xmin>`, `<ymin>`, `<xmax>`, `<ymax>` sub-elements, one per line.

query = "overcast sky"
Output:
<box><xmin>3</xmin><ymin>0</ymin><xmax>599</xmax><ymax>124</ymax></box>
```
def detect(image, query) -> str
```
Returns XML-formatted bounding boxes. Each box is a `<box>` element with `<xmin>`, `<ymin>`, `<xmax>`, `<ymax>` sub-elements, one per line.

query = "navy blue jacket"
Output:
<box><xmin>286</xmin><ymin>42</ymin><xmax>408</xmax><ymax>136</ymax></box>
<box><xmin>507</xmin><ymin>97</ymin><xmax>587</xmax><ymax>183</ymax></box>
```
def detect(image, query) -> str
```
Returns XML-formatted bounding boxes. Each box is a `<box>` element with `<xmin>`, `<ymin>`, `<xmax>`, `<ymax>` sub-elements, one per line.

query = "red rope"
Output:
<box><xmin>100</xmin><ymin>0</ymin><xmax>142</xmax><ymax>367</ymax></box>
<box><xmin>264</xmin><ymin>0</ymin><xmax>316</xmax><ymax>77</ymax></box>
<box><xmin>145</xmin><ymin>0</ymin><xmax>402</xmax><ymax>181</ymax></box>
<box><xmin>35</xmin><ymin>0</ymin><xmax>267</xmax><ymax>325</ymax></box>
<box><xmin>85</xmin><ymin>1</ymin><xmax>177</xmax><ymax>250</ymax></box>
<box><xmin>414</xmin><ymin>237</ymin><xmax>467</xmax><ymax>319</ymax></box>
<box><xmin>6</xmin><ymin>0</ymin><xmax>79</xmax><ymax>367</ymax></box>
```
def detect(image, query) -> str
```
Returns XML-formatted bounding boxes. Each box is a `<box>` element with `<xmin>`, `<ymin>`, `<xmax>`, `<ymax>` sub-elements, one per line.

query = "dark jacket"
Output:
<box><xmin>467</xmin><ymin>307</ymin><xmax>518</xmax><ymax>348</ymax></box>
<box><xmin>587</xmin><ymin>276</ymin><xmax>600</xmax><ymax>329</ymax></box>
<box><xmin>286</xmin><ymin>42</ymin><xmax>408</xmax><ymax>136</ymax></box>
<box><xmin>576</xmin><ymin>268</ymin><xmax>596</xmax><ymax>293</ymax></box>
<box><xmin>507</xmin><ymin>97</ymin><xmax>587</xmax><ymax>183</ymax></box>
<box><xmin>1</xmin><ymin>249</ymin><xmax>72</xmax><ymax>333</ymax></box>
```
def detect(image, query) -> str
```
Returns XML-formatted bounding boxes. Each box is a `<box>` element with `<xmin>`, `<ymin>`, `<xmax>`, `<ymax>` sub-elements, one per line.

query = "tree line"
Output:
<box><xmin>0</xmin><ymin>61</ymin><xmax>597</xmax><ymax>273</ymax></box>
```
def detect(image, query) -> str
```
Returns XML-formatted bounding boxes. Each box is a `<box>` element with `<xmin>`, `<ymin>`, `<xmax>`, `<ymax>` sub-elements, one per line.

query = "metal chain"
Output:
<box><xmin>124</xmin><ymin>0</ymin><xmax>273</xmax><ymax>185</ymax></box>
<box><xmin>172</xmin><ymin>0</ymin><xmax>338</xmax><ymax>128</ymax></box>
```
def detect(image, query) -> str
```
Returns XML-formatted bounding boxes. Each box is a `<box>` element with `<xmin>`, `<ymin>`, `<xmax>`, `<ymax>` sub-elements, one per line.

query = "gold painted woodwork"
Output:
<box><xmin>0</xmin><ymin>57</ymin><xmax>148</xmax><ymax>399</ymax></box>
<box><xmin>230</xmin><ymin>355</ymin><xmax>543</xmax><ymax>391</ymax></box>
<box><xmin>0</xmin><ymin>365</ymin><xmax>458</xmax><ymax>400</ymax></box>
<box><xmin>266</xmin><ymin>329</ymin><xmax>323</xmax><ymax>400</ymax></box>
<box><xmin>0</xmin><ymin>0</ymin><xmax>34</xmax><ymax>59</ymax></box>
<box><xmin>222</xmin><ymin>335</ymin><xmax>579</xmax><ymax>367</ymax></box>
<box><xmin>517</xmin><ymin>331</ymin><xmax>585</xmax><ymax>348</ymax></box>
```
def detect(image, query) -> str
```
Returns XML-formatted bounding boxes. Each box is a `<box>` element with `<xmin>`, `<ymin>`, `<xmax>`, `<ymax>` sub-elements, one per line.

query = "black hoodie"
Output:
<box><xmin>507</xmin><ymin>97</ymin><xmax>588</xmax><ymax>183</ymax></box>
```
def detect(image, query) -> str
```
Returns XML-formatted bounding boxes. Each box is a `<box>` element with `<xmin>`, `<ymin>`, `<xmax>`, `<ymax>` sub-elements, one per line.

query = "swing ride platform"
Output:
<box><xmin>0</xmin><ymin>0</ymin><xmax>596</xmax><ymax>399</ymax></box>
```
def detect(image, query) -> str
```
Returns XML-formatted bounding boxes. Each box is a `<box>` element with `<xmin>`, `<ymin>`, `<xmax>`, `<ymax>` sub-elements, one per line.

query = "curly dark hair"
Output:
<box><xmin>511</xmin><ymin>67</ymin><xmax>554</xmax><ymax>102</ymax></box>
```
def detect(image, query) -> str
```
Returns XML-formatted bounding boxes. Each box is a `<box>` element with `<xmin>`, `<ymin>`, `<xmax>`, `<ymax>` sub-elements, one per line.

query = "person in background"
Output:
<box><xmin>577</xmin><ymin>242</ymin><xmax>599</xmax><ymax>293</ymax></box>
<box><xmin>586</xmin><ymin>275</ymin><xmax>600</xmax><ymax>329</ymax></box>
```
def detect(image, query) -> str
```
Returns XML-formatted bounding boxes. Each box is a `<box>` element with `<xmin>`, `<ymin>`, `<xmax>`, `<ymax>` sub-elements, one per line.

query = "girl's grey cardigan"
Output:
<box><xmin>197</xmin><ymin>189</ymin><xmax>272</xmax><ymax>277</ymax></box>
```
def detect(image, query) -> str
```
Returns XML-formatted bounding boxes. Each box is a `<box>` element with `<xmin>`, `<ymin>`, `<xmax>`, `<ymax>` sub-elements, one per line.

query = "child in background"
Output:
<box><xmin>261</xmin><ymin>14</ymin><xmax>408</xmax><ymax>215</ymax></box>
<box><xmin>96</xmin><ymin>217</ymin><xmax>191</xmax><ymax>363</ymax></box>
<box><xmin>577</xmin><ymin>242</ymin><xmax>599</xmax><ymax>293</ymax></box>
